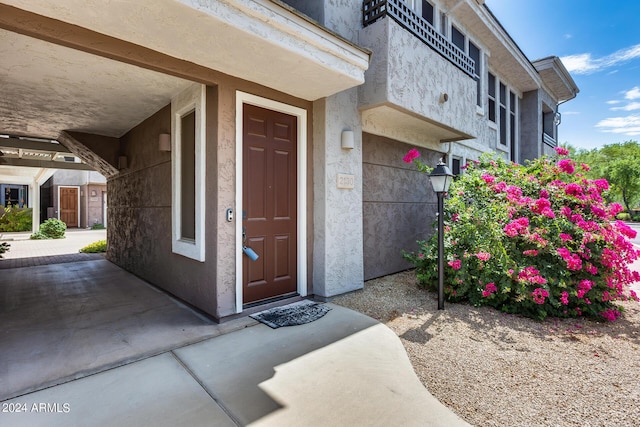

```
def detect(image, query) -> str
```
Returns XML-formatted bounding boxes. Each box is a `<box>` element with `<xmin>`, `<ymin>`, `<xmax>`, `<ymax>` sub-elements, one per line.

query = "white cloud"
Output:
<box><xmin>561</xmin><ymin>44</ymin><xmax>640</xmax><ymax>74</ymax></box>
<box><xmin>624</xmin><ymin>86</ymin><xmax>640</xmax><ymax>100</ymax></box>
<box><xmin>606</xmin><ymin>100</ymin><xmax>622</xmax><ymax>105</ymax></box>
<box><xmin>561</xmin><ymin>111</ymin><xmax>580</xmax><ymax>115</ymax></box>
<box><xmin>610</xmin><ymin>102</ymin><xmax>640</xmax><ymax>112</ymax></box>
<box><xmin>595</xmin><ymin>114</ymin><xmax>640</xmax><ymax>136</ymax></box>
<box><xmin>563</xmin><ymin>34</ymin><xmax>573</xmax><ymax>40</ymax></box>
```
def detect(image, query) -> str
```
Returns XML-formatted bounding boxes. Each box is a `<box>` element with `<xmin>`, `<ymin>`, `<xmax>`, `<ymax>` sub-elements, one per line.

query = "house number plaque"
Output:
<box><xmin>337</xmin><ymin>174</ymin><xmax>355</xmax><ymax>189</ymax></box>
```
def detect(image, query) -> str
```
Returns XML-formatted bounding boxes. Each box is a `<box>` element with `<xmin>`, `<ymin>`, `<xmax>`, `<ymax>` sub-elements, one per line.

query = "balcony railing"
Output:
<box><xmin>542</xmin><ymin>132</ymin><xmax>557</xmax><ymax>147</ymax></box>
<box><xmin>363</xmin><ymin>0</ymin><xmax>475</xmax><ymax>77</ymax></box>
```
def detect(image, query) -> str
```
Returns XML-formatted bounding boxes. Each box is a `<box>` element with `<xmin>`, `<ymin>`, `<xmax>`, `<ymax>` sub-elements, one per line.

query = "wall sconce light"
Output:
<box><xmin>158</xmin><ymin>133</ymin><xmax>171</xmax><ymax>152</ymax></box>
<box><xmin>341</xmin><ymin>130</ymin><xmax>355</xmax><ymax>150</ymax></box>
<box><xmin>91</xmin><ymin>190</ymin><xmax>97</xmax><ymax>197</ymax></box>
<box><xmin>118</xmin><ymin>155</ymin><xmax>128</xmax><ymax>170</ymax></box>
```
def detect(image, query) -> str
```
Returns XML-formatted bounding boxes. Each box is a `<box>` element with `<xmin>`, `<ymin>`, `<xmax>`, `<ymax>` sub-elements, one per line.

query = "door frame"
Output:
<box><xmin>57</xmin><ymin>185</ymin><xmax>80</xmax><ymax>227</ymax></box>
<box><xmin>235</xmin><ymin>91</ymin><xmax>308</xmax><ymax>313</ymax></box>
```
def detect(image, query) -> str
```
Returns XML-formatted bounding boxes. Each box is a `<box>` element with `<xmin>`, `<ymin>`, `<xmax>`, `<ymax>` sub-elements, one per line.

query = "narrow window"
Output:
<box><xmin>451</xmin><ymin>25</ymin><xmax>465</xmax><ymax>52</ymax></box>
<box><xmin>180</xmin><ymin>110</ymin><xmax>196</xmax><ymax>240</ymax></box>
<box><xmin>439</xmin><ymin>12</ymin><xmax>447</xmax><ymax>36</ymax></box>
<box><xmin>469</xmin><ymin>42</ymin><xmax>481</xmax><ymax>107</ymax></box>
<box><xmin>499</xmin><ymin>82</ymin><xmax>507</xmax><ymax>145</ymax></box>
<box><xmin>422</xmin><ymin>0</ymin><xmax>434</xmax><ymax>25</ymax></box>
<box><xmin>510</xmin><ymin>91</ymin><xmax>517</xmax><ymax>159</ymax></box>
<box><xmin>488</xmin><ymin>72</ymin><xmax>496</xmax><ymax>123</ymax></box>
<box><xmin>171</xmin><ymin>84</ymin><xmax>206</xmax><ymax>261</ymax></box>
<box><xmin>452</xmin><ymin>157</ymin><xmax>461</xmax><ymax>176</ymax></box>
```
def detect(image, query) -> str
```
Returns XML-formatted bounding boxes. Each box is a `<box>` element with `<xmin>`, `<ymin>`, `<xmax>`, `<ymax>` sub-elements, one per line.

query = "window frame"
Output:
<box><xmin>171</xmin><ymin>83</ymin><xmax>206</xmax><ymax>262</ymax></box>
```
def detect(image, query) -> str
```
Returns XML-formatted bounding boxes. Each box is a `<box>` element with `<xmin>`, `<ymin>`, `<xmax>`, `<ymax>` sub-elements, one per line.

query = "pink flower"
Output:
<box><xmin>608</xmin><ymin>203</ymin><xmax>624</xmax><ymax>217</ymax></box>
<box><xmin>531</xmin><ymin>288</ymin><xmax>549</xmax><ymax>304</ymax></box>
<box><xmin>565</xmin><ymin>183</ymin><xmax>583</xmax><ymax>196</ymax></box>
<box><xmin>481</xmin><ymin>174</ymin><xmax>496</xmax><ymax>184</ymax></box>
<box><xmin>559</xmin><ymin>233</ymin><xmax>572</xmax><ymax>242</ymax></box>
<box><xmin>523</xmin><ymin>249</ymin><xmax>538</xmax><ymax>256</ymax></box>
<box><xmin>600</xmin><ymin>308</ymin><xmax>621</xmax><ymax>322</ymax></box>
<box><xmin>557</xmin><ymin>159</ymin><xmax>575</xmax><ymax>174</ymax></box>
<box><xmin>402</xmin><ymin>148</ymin><xmax>420</xmax><ymax>163</ymax></box>
<box><xmin>448</xmin><ymin>259</ymin><xmax>462</xmax><ymax>270</ymax></box>
<box><xmin>475</xmin><ymin>252</ymin><xmax>491</xmax><ymax>261</ymax></box>
<box><xmin>581</xmin><ymin>163</ymin><xmax>591</xmax><ymax>171</ymax></box>
<box><xmin>503</xmin><ymin>217</ymin><xmax>529</xmax><ymax>237</ymax></box>
<box><xmin>482</xmin><ymin>282</ymin><xmax>497</xmax><ymax>297</ymax></box>
<box><xmin>614</xmin><ymin>220</ymin><xmax>637</xmax><ymax>239</ymax></box>
<box><xmin>593</xmin><ymin>179</ymin><xmax>609</xmax><ymax>190</ymax></box>
<box><xmin>560</xmin><ymin>206</ymin><xmax>572</xmax><ymax>217</ymax></box>
<box><xmin>560</xmin><ymin>291</ymin><xmax>569</xmax><ymax>305</ymax></box>
<box><xmin>554</xmin><ymin>146</ymin><xmax>569</xmax><ymax>156</ymax></box>
<box><xmin>539</xmin><ymin>189</ymin><xmax>549</xmax><ymax>199</ymax></box>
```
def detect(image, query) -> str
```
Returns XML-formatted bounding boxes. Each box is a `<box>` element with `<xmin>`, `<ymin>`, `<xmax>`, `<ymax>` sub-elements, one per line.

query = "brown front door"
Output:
<box><xmin>242</xmin><ymin>104</ymin><xmax>297</xmax><ymax>304</ymax></box>
<box><xmin>60</xmin><ymin>187</ymin><xmax>78</xmax><ymax>227</ymax></box>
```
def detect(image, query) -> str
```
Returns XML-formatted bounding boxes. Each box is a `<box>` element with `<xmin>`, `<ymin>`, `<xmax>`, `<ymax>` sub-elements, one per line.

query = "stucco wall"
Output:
<box><xmin>313</xmin><ymin>88</ymin><xmax>364</xmax><ymax>298</ymax></box>
<box><xmin>107</xmin><ymin>101</ymin><xmax>222</xmax><ymax>316</ymax></box>
<box><xmin>359</xmin><ymin>19</ymin><xmax>477</xmax><ymax>138</ymax></box>
<box><xmin>362</xmin><ymin>133</ymin><xmax>439</xmax><ymax>280</ymax></box>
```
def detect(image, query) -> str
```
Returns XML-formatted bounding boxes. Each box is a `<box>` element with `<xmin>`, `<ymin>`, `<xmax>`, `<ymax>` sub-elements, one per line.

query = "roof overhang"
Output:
<box><xmin>1</xmin><ymin>0</ymin><xmax>370</xmax><ymax>101</ymax></box>
<box><xmin>533</xmin><ymin>56</ymin><xmax>580</xmax><ymax>103</ymax></box>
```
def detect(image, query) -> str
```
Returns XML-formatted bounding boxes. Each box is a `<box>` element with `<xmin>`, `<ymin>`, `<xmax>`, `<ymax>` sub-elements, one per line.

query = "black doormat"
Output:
<box><xmin>250</xmin><ymin>300</ymin><xmax>332</xmax><ymax>329</ymax></box>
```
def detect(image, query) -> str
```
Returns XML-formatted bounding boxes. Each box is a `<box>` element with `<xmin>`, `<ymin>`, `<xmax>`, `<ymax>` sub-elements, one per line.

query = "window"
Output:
<box><xmin>487</xmin><ymin>72</ymin><xmax>496</xmax><ymax>123</ymax></box>
<box><xmin>439</xmin><ymin>12</ymin><xmax>447</xmax><ymax>36</ymax></box>
<box><xmin>451</xmin><ymin>25</ymin><xmax>465</xmax><ymax>52</ymax></box>
<box><xmin>499</xmin><ymin>82</ymin><xmax>507</xmax><ymax>146</ymax></box>
<box><xmin>510</xmin><ymin>91</ymin><xmax>517</xmax><ymax>160</ymax></box>
<box><xmin>422</xmin><ymin>0</ymin><xmax>434</xmax><ymax>25</ymax></box>
<box><xmin>469</xmin><ymin>42</ymin><xmax>481</xmax><ymax>107</ymax></box>
<box><xmin>171</xmin><ymin>84</ymin><xmax>206</xmax><ymax>261</ymax></box>
<box><xmin>452</xmin><ymin>157</ymin><xmax>461</xmax><ymax>176</ymax></box>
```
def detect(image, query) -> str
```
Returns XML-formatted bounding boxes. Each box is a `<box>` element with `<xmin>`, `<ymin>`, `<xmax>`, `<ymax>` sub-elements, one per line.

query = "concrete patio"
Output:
<box><xmin>0</xmin><ymin>257</ymin><xmax>469</xmax><ymax>426</ymax></box>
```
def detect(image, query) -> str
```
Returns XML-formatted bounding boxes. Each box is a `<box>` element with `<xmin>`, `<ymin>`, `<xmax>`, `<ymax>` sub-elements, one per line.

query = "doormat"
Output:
<box><xmin>250</xmin><ymin>300</ymin><xmax>332</xmax><ymax>329</ymax></box>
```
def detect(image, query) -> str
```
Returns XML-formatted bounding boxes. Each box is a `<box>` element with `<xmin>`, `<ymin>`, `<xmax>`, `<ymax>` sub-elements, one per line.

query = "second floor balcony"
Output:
<box><xmin>359</xmin><ymin>0</ymin><xmax>477</xmax><ymax>147</ymax></box>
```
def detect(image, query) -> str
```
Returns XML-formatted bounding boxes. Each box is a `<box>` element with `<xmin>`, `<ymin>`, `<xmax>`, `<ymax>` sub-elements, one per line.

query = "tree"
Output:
<box><xmin>573</xmin><ymin>141</ymin><xmax>640</xmax><ymax>212</ymax></box>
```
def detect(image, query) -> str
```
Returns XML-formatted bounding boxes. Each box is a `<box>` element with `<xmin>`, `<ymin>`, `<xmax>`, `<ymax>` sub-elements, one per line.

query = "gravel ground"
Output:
<box><xmin>332</xmin><ymin>270</ymin><xmax>640</xmax><ymax>427</ymax></box>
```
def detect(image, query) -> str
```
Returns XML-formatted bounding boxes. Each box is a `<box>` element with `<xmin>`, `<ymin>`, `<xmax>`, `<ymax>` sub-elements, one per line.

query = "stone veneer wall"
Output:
<box><xmin>362</xmin><ymin>133</ymin><xmax>440</xmax><ymax>280</ymax></box>
<box><xmin>107</xmin><ymin>95</ymin><xmax>219</xmax><ymax>317</ymax></box>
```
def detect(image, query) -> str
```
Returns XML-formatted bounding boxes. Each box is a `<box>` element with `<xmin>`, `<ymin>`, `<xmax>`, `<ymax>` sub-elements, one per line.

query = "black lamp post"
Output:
<box><xmin>429</xmin><ymin>159</ymin><xmax>454</xmax><ymax>310</ymax></box>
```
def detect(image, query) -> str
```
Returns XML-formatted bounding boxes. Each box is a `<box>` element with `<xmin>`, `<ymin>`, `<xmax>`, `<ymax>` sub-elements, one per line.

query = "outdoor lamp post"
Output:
<box><xmin>429</xmin><ymin>159</ymin><xmax>454</xmax><ymax>310</ymax></box>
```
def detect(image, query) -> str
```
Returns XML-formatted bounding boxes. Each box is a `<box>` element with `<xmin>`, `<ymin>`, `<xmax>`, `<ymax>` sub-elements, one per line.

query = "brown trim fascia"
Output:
<box><xmin>0</xmin><ymin>3</ymin><xmax>228</xmax><ymax>85</ymax></box>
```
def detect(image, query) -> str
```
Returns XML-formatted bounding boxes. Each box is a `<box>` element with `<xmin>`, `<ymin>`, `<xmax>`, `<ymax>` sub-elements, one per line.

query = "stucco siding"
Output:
<box><xmin>362</xmin><ymin>133</ymin><xmax>439</xmax><ymax>280</ymax></box>
<box><xmin>359</xmin><ymin>19</ymin><xmax>477</xmax><ymax>138</ymax></box>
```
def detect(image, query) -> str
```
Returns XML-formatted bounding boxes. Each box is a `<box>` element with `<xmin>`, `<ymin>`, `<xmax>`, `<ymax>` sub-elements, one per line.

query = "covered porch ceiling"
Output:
<box><xmin>0</xmin><ymin>0</ymin><xmax>369</xmax><ymax>174</ymax></box>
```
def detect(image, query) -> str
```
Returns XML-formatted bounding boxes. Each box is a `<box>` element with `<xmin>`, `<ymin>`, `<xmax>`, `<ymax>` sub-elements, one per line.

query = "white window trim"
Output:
<box><xmin>57</xmin><ymin>185</ymin><xmax>80</xmax><ymax>227</ymax></box>
<box><xmin>171</xmin><ymin>83</ymin><xmax>206</xmax><ymax>262</ymax></box>
<box><xmin>235</xmin><ymin>91</ymin><xmax>308</xmax><ymax>314</ymax></box>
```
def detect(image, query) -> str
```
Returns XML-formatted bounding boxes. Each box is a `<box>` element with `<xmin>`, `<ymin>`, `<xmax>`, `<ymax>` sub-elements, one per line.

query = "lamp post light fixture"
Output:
<box><xmin>429</xmin><ymin>158</ymin><xmax>454</xmax><ymax>310</ymax></box>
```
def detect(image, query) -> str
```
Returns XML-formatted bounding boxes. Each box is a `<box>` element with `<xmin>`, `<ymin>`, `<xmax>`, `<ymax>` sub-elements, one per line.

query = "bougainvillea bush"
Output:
<box><xmin>403</xmin><ymin>147</ymin><xmax>640</xmax><ymax>321</ymax></box>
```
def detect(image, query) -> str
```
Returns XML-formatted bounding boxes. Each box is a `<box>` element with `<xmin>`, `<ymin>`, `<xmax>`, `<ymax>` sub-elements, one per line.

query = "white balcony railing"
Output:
<box><xmin>363</xmin><ymin>0</ymin><xmax>475</xmax><ymax>77</ymax></box>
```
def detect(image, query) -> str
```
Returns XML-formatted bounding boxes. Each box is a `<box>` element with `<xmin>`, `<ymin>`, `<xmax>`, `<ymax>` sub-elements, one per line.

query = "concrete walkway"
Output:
<box><xmin>0</xmin><ymin>259</ymin><xmax>470</xmax><ymax>427</ymax></box>
<box><xmin>0</xmin><ymin>228</ymin><xmax>106</xmax><ymax>266</ymax></box>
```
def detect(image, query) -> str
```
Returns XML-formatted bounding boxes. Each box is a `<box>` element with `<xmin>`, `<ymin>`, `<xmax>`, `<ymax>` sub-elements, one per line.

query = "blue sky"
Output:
<box><xmin>486</xmin><ymin>0</ymin><xmax>640</xmax><ymax>151</ymax></box>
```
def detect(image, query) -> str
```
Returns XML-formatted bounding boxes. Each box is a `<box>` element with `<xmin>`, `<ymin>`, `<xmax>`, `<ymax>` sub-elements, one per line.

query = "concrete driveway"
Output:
<box><xmin>0</xmin><ymin>257</ymin><xmax>469</xmax><ymax>426</ymax></box>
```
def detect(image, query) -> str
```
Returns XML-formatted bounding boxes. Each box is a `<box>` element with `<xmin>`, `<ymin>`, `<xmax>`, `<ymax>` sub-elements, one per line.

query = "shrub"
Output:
<box><xmin>616</xmin><ymin>212</ymin><xmax>632</xmax><ymax>221</ymax></box>
<box><xmin>403</xmin><ymin>148</ymin><xmax>640</xmax><ymax>321</ymax></box>
<box><xmin>90</xmin><ymin>223</ymin><xmax>105</xmax><ymax>230</ymax></box>
<box><xmin>31</xmin><ymin>218</ymin><xmax>66</xmax><ymax>239</ymax></box>
<box><xmin>80</xmin><ymin>240</ymin><xmax>107</xmax><ymax>253</ymax></box>
<box><xmin>0</xmin><ymin>205</ymin><xmax>32</xmax><ymax>232</ymax></box>
<box><xmin>0</xmin><ymin>242</ymin><xmax>10</xmax><ymax>258</ymax></box>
